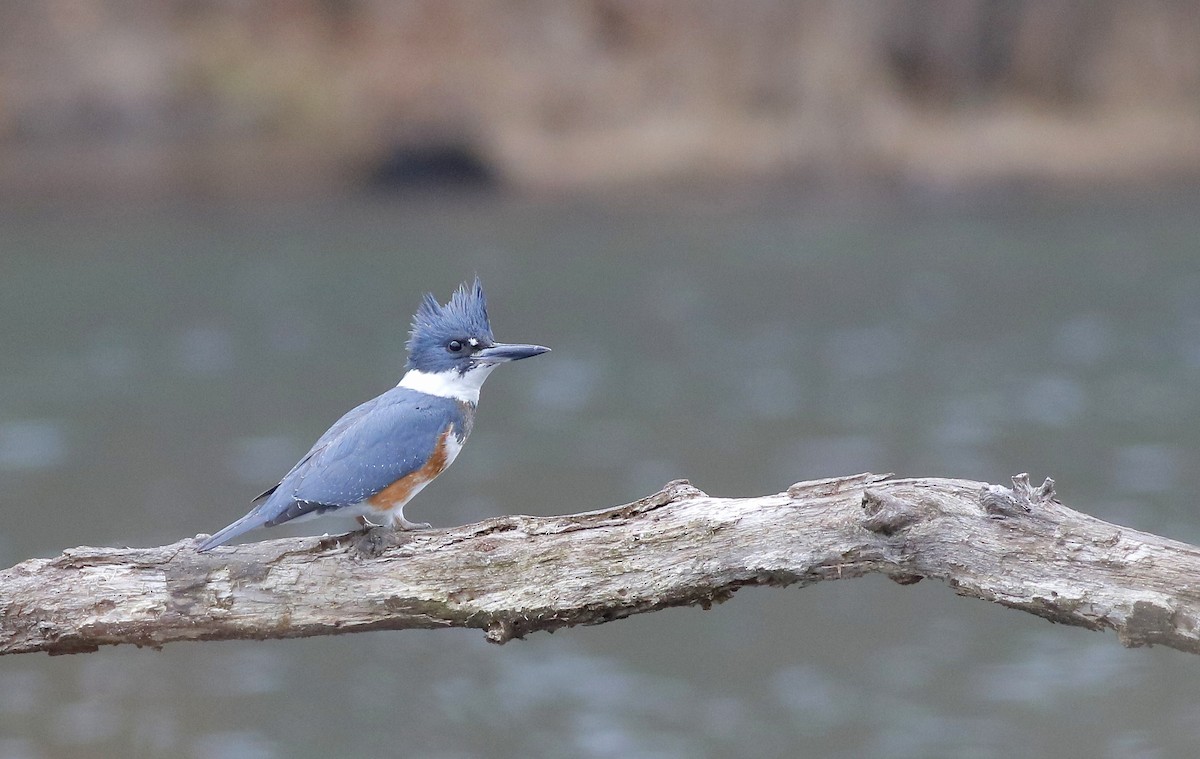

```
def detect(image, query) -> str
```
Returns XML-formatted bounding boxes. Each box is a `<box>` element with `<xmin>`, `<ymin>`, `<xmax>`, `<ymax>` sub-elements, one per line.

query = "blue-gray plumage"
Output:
<box><xmin>196</xmin><ymin>278</ymin><xmax>548</xmax><ymax>552</ymax></box>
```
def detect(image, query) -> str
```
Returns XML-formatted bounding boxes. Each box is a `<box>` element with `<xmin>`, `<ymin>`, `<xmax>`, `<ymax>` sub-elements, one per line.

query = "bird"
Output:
<box><xmin>195</xmin><ymin>278</ymin><xmax>549</xmax><ymax>552</ymax></box>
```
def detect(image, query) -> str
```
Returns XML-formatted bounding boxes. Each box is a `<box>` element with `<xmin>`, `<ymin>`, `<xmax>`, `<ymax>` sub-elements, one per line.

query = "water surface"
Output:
<box><xmin>2</xmin><ymin>185</ymin><xmax>1200</xmax><ymax>757</ymax></box>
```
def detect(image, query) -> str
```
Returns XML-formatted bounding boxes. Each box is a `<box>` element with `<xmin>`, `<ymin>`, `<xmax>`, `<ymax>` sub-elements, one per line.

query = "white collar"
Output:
<box><xmin>397</xmin><ymin>366</ymin><xmax>497</xmax><ymax>404</ymax></box>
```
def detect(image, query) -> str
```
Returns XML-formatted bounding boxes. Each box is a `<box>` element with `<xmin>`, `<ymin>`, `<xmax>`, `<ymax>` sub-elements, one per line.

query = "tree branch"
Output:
<box><xmin>4</xmin><ymin>473</ymin><xmax>1200</xmax><ymax>657</ymax></box>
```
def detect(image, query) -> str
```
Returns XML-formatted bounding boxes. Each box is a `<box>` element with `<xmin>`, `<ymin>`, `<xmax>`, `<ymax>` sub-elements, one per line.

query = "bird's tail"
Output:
<box><xmin>195</xmin><ymin>510</ymin><xmax>272</xmax><ymax>553</ymax></box>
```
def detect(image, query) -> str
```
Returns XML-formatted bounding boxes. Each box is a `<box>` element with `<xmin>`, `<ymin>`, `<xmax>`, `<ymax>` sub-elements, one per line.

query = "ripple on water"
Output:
<box><xmin>190</xmin><ymin>731</ymin><xmax>277</xmax><ymax>759</ymax></box>
<box><xmin>1016</xmin><ymin>375</ymin><xmax>1086</xmax><ymax>427</ymax></box>
<box><xmin>51</xmin><ymin>698</ymin><xmax>122</xmax><ymax>746</ymax></box>
<box><xmin>0</xmin><ymin>420</ymin><xmax>67</xmax><ymax>471</ymax></box>
<box><xmin>1112</xmin><ymin>443</ymin><xmax>1181</xmax><ymax>495</ymax></box>
<box><xmin>173</xmin><ymin>325</ymin><xmax>234</xmax><ymax>377</ymax></box>
<box><xmin>0</xmin><ymin>669</ymin><xmax>46</xmax><ymax>716</ymax></box>
<box><xmin>0</xmin><ymin>738</ymin><xmax>37</xmax><ymax>759</ymax></box>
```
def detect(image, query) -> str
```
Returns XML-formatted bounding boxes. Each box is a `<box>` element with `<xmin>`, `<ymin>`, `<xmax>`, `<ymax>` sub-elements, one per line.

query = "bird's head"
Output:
<box><xmin>405</xmin><ymin>278</ymin><xmax>549</xmax><ymax>378</ymax></box>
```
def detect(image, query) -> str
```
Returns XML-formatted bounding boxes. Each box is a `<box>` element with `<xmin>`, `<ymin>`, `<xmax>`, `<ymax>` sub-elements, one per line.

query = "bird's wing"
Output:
<box><xmin>262</xmin><ymin>389</ymin><xmax>460</xmax><ymax>522</ymax></box>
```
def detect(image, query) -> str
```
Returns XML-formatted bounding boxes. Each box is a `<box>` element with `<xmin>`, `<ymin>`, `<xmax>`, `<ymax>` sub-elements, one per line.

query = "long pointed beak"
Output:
<box><xmin>474</xmin><ymin>342</ymin><xmax>551</xmax><ymax>363</ymax></box>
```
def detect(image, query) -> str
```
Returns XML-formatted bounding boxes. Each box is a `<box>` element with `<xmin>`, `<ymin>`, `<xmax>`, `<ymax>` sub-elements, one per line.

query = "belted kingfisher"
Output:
<box><xmin>196</xmin><ymin>278</ymin><xmax>548</xmax><ymax>552</ymax></box>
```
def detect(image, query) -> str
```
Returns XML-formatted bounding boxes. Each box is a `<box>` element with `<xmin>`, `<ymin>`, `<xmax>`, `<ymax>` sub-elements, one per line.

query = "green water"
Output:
<box><xmin>2</xmin><ymin>185</ymin><xmax>1200</xmax><ymax>757</ymax></box>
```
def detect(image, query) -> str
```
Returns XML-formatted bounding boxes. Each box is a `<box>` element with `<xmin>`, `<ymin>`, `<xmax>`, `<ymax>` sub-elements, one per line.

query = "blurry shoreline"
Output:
<box><xmin>2</xmin><ymin>2</ymin><xmax>1199</xmax><ymax>201</ymax></box>
<box><xmin>4</xmin><ymin>116</ymin><xmax>1199</xmax><ymax>204</ymax></box>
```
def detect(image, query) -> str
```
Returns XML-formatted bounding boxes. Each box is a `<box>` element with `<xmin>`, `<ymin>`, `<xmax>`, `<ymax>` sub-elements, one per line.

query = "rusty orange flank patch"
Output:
<box><xmin>366</xmin><ymin>427</ymin><xmax>453</xmax><ymax>511</ymax></box>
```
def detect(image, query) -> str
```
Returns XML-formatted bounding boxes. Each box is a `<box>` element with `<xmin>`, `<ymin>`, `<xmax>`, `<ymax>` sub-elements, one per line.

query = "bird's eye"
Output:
<box><xmin>447</xmin><ymin>340</ymin><xmax>464</xmax><ymax>353</ymax></box>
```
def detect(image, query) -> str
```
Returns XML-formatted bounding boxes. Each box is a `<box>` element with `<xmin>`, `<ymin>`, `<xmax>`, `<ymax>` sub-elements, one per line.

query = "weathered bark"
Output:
<box><xmin>3</xmin><ymin>473</ymin><xmax>1200</xmax><ymax>657</ymax></box>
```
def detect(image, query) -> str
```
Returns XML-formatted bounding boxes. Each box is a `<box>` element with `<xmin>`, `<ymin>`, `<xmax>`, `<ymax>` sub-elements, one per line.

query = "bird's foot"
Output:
<box><xmin>393</xmin><ymin>516</ymin><xmax>433</xmax><ymax>531</ymax></box>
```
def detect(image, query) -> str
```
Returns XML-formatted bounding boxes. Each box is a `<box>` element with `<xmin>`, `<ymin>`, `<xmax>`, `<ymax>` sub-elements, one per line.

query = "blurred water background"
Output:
<box><xmin>4</xmin><ymin>3</ymin><xmax>1200</xmax><ymax>758</ymax></box>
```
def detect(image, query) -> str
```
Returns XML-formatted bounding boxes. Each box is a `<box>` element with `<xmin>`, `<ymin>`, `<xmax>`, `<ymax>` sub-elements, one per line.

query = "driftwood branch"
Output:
<box><xmin>4</xmin><ymin>473</ymin><xmax>1200</xmax><ymax>657</ymax></box>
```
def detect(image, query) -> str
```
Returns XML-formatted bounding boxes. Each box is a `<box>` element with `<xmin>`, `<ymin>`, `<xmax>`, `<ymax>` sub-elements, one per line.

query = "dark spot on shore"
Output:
<box><xmin>365</xmin><ymin>142</ymin><xmax>497</xmax><ymax>191</ymax></box>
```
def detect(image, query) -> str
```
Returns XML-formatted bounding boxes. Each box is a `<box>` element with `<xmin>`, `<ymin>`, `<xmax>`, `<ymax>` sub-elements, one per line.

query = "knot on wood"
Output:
<box><xmin>485</xmin><ymin>617</ymin><xmax>520</xmax><ymax>644</ymax></box>
<box><xmin>347</xmin><ymin>526</ymin><xmax>414</xmax><ymax>558</ymax></box>
<box><xmin>660</xmin><ymin>478</ymin><xmax>707</xmax><ymax>501</ymax></box>
<box><xmin>980</xmin><ymin>473</ymin><xmax>1057</xmax><ymax>518</ymax></box>
<box><xmin>1118</xmin><ymin>600</ymin><xmax>1180</xmax><ymax>649</ymax></box>
<box><xmin>860</xmin><ymin>490</ymin><xmax>921</xmax><ymax>535</ymax></box>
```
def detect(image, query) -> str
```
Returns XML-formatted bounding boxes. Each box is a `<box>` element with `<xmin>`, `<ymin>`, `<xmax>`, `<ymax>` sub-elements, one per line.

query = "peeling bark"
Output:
<box><xmin>3</xmin><ymin>473</ymin><xmax>1200</xmax><ymax>657</ymax></box>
